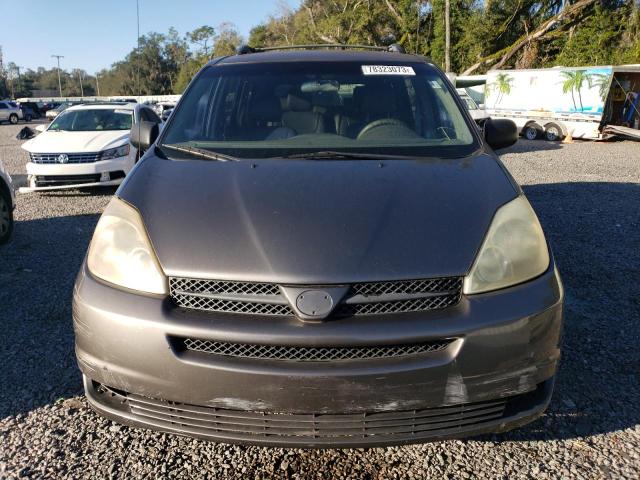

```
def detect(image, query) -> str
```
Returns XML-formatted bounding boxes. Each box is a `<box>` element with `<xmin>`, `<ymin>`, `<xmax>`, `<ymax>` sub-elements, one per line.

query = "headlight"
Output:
<box><xmin>101</xmin><ymin>144</ymin><xmax>130</xmax><ymax>160</ymax></box>
<box><xmin>463</xmin><ymin>196</ymin><xmax>549</xmax><ymax>294</ymax></box>
<box><xmin>87</xmin><ymin>197</ymin><xmax>167</xmax><ymax>295</ymax></box>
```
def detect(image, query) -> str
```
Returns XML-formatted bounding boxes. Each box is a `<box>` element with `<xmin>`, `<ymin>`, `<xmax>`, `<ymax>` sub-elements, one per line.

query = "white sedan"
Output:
<box><xmin>20</xmin><ymin>102</ymin><xmax>162</xmax><ymax>193</ymax></box>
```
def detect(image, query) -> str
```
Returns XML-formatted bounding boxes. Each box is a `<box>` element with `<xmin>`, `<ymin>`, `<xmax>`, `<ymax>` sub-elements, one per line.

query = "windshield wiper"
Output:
<box><xmin>161</xmin><ymin>143</ymin><xmax>238</xmax><ymax>162</ymax></box>
<box><xmin>270</xmin><ymin>150</ymin><xmax>415</xmax><ymax>160</ymax></box>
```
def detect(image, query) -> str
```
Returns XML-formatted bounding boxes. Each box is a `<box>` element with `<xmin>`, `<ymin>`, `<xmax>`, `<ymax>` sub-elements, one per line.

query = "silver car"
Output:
<box><xmin>0</xmin><ymin>100</ymin><xmax>24</xmax><ymax>125</ymax></box>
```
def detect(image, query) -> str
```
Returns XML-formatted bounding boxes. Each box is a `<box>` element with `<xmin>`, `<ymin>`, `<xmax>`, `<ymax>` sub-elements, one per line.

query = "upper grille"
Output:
<box><xmin>30</xmin><ymin>152</ymin><xmax>102</xmax><ymax>164</ymax></box>
<box><xmin>352</xmin><ymin>277</ymin><xmax>461</xmax><ymax>296</ymax></box>
<box><xmin>335</xmin><ymin>294</ymin><xmax>460</xmax><ymax>316</ymax></box>
<box><xmin>181</xmin><ymin>337</ymin><xmax>452</xmax><ymax>361</ymax></box>
<box><xmin>170</xmin><ymin>278</ymin><xmax>280</xmax><ymax>296</ymax></box>
<box><xmin>169</xmin><ymin>277</ymin><xmax>294</xmax><ymax>316</ymax></box>
<box><xmin>169</xmin><ymin>276</ymin><xmax>462</xmax><ymax>318</ymax></box>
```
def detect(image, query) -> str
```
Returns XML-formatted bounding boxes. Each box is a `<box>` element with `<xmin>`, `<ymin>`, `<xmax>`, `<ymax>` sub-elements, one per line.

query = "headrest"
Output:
<box><xmin>250</xmin><ymin>96</ymin><xmax>282</xmax><ymax>122</ymax></box>
<box><xmin>312</xmin><ymin>91</ymin><xmax>341</xmax><ymax>108</ymax></box>
<box><xmin>282</xmin><ymin>94</ymin><xmax>311</xmax><ymax>112</ymax></box>
<box><xmin>353</xmin><ymin>85</ymin><xmax>396</xmax><ymax>117</ymax></box>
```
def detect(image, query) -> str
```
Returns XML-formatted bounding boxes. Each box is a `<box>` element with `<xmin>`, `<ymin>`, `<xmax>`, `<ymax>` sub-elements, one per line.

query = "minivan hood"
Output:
<box><xmin>120</xmin><ymin>154</ymin><xmax>518</xmax><ymax>284</ymax></box>
<box><xmin>22</xmin><ymin>130</ymin><xmax>129</xmax><ymax>154</ymax></box>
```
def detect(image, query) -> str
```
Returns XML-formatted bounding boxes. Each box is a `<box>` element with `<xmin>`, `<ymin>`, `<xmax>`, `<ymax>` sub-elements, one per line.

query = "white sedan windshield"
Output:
<box><xmin>50</xmin><ymin>109</ymin><xmax>132</xmax><ymax>131</ymax></box>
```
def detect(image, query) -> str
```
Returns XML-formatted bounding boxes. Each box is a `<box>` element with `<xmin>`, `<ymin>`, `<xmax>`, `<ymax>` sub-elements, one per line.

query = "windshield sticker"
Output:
<box><xmin>114</xmin><ymin>109</ymin><xmax>132</xmax><ymax>115</ymax></box>
<box><xmin>361</xmin><ymin>65</ymin><xmax>416</xmax><ymax>76</ymax></box>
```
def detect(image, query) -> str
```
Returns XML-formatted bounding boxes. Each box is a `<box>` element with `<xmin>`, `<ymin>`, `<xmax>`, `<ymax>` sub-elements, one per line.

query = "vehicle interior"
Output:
<box><xmin>602</xmin><ymin>70</ymin><xmax>640</xmax><ymax>129</ymax></box>
<box><xmin>164</xmin><ymin>62</ymin><xmax>476</xmax><ymax>154</ymax></box>
<box><xmin>50</xmin><ymin>109</ymin><xmax>133</xmax><ymax>131</ymax></box>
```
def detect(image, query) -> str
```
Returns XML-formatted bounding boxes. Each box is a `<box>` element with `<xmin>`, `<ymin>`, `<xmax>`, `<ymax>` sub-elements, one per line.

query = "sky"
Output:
<box><xmin>1</xmin><ymin>0</ymin><xmax>299</xmax><ymax>74</ymax></box>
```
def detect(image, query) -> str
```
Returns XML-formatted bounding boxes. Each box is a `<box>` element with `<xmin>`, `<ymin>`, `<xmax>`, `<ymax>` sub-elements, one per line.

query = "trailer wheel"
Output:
<box><xmin>523</xmin><ymin>123</ymin><xmax>542</xmax><ymax>140</ymax></box>
<box><xmin>544</xmin><ymin>123</ymin><xmax>563</xmax><ymax>141</ymax></box>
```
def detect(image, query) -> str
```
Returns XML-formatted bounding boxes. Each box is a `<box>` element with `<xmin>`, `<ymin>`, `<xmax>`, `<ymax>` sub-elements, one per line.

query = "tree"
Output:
<box><xmin>187</xmin><ymin>25</ymin><xmax>216</xmax><ymax>57</ymax></box>
<box><xmin>213</xmin><ymin>22</ymin><xmax>243</xmax><ymax>57</ymax></box>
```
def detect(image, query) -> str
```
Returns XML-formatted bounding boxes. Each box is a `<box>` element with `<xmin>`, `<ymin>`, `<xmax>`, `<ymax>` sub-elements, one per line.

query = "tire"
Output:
<box><xmin>0</xmin><ymin>187</ymin><xmax>14</xmax><ymax>245</ymax></box>
<box><xmin>523</xmin><ymin>124</ymin><xmax>541</xmax><ymax>140</ymax></box>
<box><xmin>9</xmin><ymin>114</ymin><xmax>18</xmax><ymax>125</ymax></box>
<box><xmin>544</xmin><ymin>123</ymin><xmax>563</xmax><ymax>141</ymax></box>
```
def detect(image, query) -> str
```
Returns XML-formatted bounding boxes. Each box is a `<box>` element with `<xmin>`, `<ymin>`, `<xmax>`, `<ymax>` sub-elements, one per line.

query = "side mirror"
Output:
<box><xmin>484</xmin><ymin>118</ymin><xmax>518</xmax><ymax>150</ymax></box>
<box><xmin>35</xmin><ymin>124</ymin><xmax>47</xmax><ymax>133</ymax></box>
<box><xmin>130</xmin><ymin>121</ymin><xmax>159</xmax><ymax>152</ymax></box>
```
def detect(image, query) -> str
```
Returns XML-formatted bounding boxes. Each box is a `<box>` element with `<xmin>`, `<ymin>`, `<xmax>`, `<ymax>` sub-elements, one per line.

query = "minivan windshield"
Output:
<box><xmin>161</xmin><ymin>61</ymin><xmax>478</xmax><ymax>159</ymax></box>
<box><xmin>49</xmin><ymin>109</ymin><xmax>133</xmax><ymax>131</ymax></box>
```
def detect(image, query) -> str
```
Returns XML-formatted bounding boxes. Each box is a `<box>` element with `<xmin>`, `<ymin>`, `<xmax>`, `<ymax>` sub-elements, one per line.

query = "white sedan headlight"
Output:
<box><xmin>87</xmin><ymin>197</ymin><xmax>167</xmax><ymax>295</ymax></box>
<box><xmin>463</xmin><ymin>196</ymin><xmax>549</xmax><ymax>294</ymax></box>
<box><xmin>101</xmin><ymin>144</ymin><xmax>130</xmax><ymax>160</ymax></box>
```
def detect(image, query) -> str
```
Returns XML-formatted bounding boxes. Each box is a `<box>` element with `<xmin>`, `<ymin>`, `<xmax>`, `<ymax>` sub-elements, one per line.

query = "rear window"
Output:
<box><xmin>162</xmin><ymin>61</ymin><xmax>478</xmax><ymax>159</ymax></box>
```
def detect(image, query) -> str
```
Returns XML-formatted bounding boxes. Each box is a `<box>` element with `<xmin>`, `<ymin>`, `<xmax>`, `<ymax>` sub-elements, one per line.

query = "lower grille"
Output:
<box><xmin>93</xmin><ymin>383</ymin><xmax>513</xmax><ymax>443</ymax></box>
<box><xmin>180</xmin><ymin>337</ymin><xmax>453</xmax><ymax>361</ymax></box>
<box><xmin>35</xmin><ymin>174</ymin><xmax>101</xmax><ymax>186</ymax></box>
<box><xmin>34</xmin><ymin>172</ymin><xmax>123</xmax><ymax>187</ymax></box>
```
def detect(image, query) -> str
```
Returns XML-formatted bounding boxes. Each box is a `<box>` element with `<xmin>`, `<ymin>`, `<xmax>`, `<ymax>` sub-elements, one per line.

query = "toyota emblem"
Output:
<box><xmin>57</xmin><ymin>154</ymin><xmax>69</xmax><ymax>164</ymax></box>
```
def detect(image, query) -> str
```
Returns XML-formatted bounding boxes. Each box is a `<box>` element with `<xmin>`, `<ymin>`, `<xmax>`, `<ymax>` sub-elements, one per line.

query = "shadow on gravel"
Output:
<box><xmin>1</xmin><ymin>182</ymin><xmax>638</xmax><ymax>447</ymax></box>
<box><xmin>500</xmin><ymin>138</ymin><xmax>565</xmax><ymax>155</ymax></box>
<box><xmin>0</xmin><ymin>213</ymin><xmax>101</xmax><ymax>417</ymax></box>
<box><xmin>479</xmin><ymin>181</ymin><xmax>640</xmax><ymax>442</ymax></box>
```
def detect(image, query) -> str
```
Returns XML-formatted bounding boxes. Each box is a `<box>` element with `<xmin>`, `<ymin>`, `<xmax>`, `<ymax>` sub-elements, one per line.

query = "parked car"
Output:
<box><xmin>0</xmin><ymin>100</ymin><xmax>24</xmax><ymax>124</ymax></box>
<box><xmin>74</xmin><ymin>46</ymin><xmax>562</xmax><ymax>448</ymax></box>
<box><xmin>18</xmin><ymin>101</ymin><xmax>41</xmax><ymax>121</ymax></box>
<box><xmin>160</xmin><ymin>107</ymin><xmax>173</xmax><ymax>121</ymax></box>
<box><xmin>0</xmin><ymin>159</ymin><xmax>15</xmax><ymax>243</ymax></box>
<box><xmin>45</xmin><ymin>103</ymin><xmax>68</xmax><ymax>120</ymax></box>
<box><xmin>40</xmin><ymin>102</ymin><xmax>60</xmax><ymax>114</ymax></box>
<box><xmin>457</xmin><ymin>88</ymin><xmax>489</xmax><ymax>125</ymax></box>
<box><xmin>20</xmin><ymin>102</ymin><xmax>162</xmax><ymax>192</ymax></box>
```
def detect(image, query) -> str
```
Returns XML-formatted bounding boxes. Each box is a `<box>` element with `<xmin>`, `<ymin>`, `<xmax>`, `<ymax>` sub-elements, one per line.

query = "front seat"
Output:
<box><xmin>281</xmin><ymin>94</ymin><xmax>325</xmax><ymax>135</ymax></box>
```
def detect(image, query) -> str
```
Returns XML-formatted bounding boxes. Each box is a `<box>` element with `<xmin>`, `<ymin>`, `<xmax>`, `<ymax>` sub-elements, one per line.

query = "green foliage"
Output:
<box><xmin>187</xmin><ymin>26</ymin><xmax>216</xmax><ymax>57</ymax></box>
<box><xmin>430</xmin><ymin>0</ymin><xmax>474</xmax><ymax>71</ymax></box>
<box><xmin>3</xmin><ymin>0</ymin><xmax>639</xmax><ymax>98</ymax></box>
<box><xmin>555</xmin><ymin>4</ymin><xmax>630</xmax><ymax>66</ymax></box>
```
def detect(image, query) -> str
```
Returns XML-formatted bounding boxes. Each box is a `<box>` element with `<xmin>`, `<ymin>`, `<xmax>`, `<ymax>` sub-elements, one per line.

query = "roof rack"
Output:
<box><xmin>75</xmin><ymin>101</ymin><xmax>133</xmax><ymax>106</ymax></box>
<box><xmin>236</xmin><ymin>43</ymin><xmax>405</xmax><ymax>55</ymax></box>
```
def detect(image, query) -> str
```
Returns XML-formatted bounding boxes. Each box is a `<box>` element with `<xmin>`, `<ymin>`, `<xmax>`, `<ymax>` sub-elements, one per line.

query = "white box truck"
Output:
<box><xmin>485</xmin><ymin>65</ymin><xmax>640</xmax><ymax>141</ymax></box>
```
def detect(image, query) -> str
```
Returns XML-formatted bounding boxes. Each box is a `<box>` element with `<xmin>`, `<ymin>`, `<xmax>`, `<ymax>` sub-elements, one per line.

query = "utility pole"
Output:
<box><xmin>444</xmin><ymin>0</ymin><xmax>451</xmax><ymax>73</ymax></box>
<box><xmin>51</xmin><ymin>54</ymin><xmax>64</xmax><ymax>97</ymax></box>
<box><xmin>95</xmin><ymin>72</ymin><xmax>100</xmax><ymax>96</ymax></box>
<box><xmin>15</xmin><ymin>66</ymin><xmax>21</xmax><ymax>97</ymax></box>
<box><xmin>78</xmin><ymin>70</ymin><xmax>84</xmax><ymax>97</ymax></box>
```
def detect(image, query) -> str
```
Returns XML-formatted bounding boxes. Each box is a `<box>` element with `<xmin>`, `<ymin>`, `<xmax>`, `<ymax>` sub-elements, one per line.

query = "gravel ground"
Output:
<box><xmin>1</xmin><ymin>122</ymin><xmax>639</xmax><ymax>479</ymax></box>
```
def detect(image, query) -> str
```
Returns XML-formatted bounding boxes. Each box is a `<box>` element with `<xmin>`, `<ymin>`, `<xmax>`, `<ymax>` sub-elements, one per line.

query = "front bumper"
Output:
<box><xmin>73</xmin><ymin>263</ymin><xmax>563</xmax><ymax>447</ymax></box>
<box><xmin>19</xmin><ymin>156</ymin><xmax>132</xmax><ymax>192</ymax></box>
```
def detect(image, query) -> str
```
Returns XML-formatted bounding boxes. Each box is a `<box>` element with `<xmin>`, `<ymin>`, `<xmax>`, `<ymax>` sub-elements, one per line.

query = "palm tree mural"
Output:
<box><xmin>487</xmin><ymin>73</ymin><xmax>514</xmax><ymax>107</ymax></box>
<box><xmin>587</xmin><ymin>73</ymin><xmax>613</xmax><ymax>102</ymax></box>
<box><xmin>561</xmin><ymin>70</ymin><xmax>584</xmax><ymax>111</ymax></box>
<box><xmin>561</xmin><ymin>70</ymin><xmax>613</xmax><ymax>112</ymax></box>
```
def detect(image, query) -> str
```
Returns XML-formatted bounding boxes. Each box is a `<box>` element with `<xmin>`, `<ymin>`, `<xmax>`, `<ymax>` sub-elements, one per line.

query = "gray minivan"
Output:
<box><xmin>73</xmin><ymin>45</ymin><xmax>563</xmax><ymax>447</ymax></box>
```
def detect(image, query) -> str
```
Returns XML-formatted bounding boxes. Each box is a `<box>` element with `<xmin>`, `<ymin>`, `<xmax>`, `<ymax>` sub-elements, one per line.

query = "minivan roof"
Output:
<box><xmin>211</xmin><ymin>49</ymin><xmax>430</xmax><ymax>66</ymax></box>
